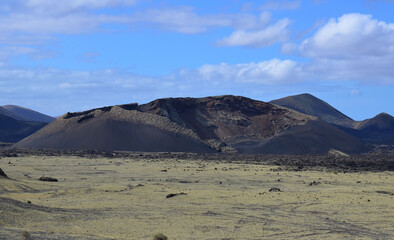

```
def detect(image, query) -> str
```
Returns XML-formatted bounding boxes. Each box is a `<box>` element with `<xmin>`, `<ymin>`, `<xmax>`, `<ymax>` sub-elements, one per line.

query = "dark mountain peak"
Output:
<box><xmin>270</xmin><ymin>93</ymin><xmax>354</xmax><ymax>126</ymax></box>
<box><xmin>375</xmin><ymin>112</ymin><xmax>393</xmax><ymax>119</ymax></box>
<box><xmin>294</xmin><ymin>93</ymin><xmax>317</xmax><ymax>98</ymax></box>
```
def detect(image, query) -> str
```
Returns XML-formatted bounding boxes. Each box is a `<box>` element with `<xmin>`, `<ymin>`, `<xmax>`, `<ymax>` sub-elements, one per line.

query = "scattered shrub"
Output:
<box><xmin>22</xmin><ymin>231</ymin><xmax>31</xmax><ymax>240</ymax></box>
<box><xmin>269</xmin><ymin>187</ymin><xmax>282</xmax><ymax>192</ymax></box>
<box><xmin>166</xmin><ymin>192</ymin><xmax>186</xmax><ymax>198</ymax></box>
<box><xmin>153</xmin><ymin>233</ymin><xmax>168</xmax><ymax>240</ymax></box>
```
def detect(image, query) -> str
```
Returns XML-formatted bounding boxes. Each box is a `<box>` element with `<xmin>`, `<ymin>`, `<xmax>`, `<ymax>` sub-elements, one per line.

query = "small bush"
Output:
<box><xmin>153</xmin><ymin>233</ymin><xmax>168</xmax><ymax>240</ymax></box>
<box><xmin>22</xmin><ymin>231</ymin><xmax>31</xmax><ymax>240</ymax></box>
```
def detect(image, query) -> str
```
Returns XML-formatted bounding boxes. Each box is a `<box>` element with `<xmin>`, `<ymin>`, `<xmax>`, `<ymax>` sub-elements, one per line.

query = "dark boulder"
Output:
<box><xmin>38</xmin><ymin>176</ymin><xmax>58</xmax><ymax>182</ymax></box>
<box><xmin>0</xmin><ymin>168</ymin><xmax>8</xmax><ymax>178</ymax></box>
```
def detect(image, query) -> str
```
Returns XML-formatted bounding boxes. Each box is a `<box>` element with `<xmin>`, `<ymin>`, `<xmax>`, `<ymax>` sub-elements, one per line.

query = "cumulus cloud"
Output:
<box><xmin>217</xmin><ymin>18</ymin><xmax>291</xmax><ymax>47</ymax></box>
<box><xmin>300</xmin><ymin>13</ymin><xmax>394</xmax><ymax>59</ymax></box>
<box><xmin>298</xmin><ymin>13</ymin><xmax>394</xmax><ymax>84</ymax></box>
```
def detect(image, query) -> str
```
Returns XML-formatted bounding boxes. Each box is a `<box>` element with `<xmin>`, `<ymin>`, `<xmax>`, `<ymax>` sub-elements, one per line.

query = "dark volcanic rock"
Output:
<box><xmin>166</xmin><ymin>192</ymin><xmax>187</xmax><ymax>198</ymax></box>
<box><xmin>309</xmin><ymin>181</ymin><xmax>321</xmax><ymax>186</ymax></box>
<box><xmin>38</xmin><ymin>176</ymin><xmax>58</xmax><ymax>182</ymax></box>
<box><xmin>0</xmin><ymin>168</ymin><xmax>8</xmax><ymax>178</ymax></box>
<box><xmin>269</xmin><ymin>187</ymin><xmax>282</xmax><ymax>192</ymax></box>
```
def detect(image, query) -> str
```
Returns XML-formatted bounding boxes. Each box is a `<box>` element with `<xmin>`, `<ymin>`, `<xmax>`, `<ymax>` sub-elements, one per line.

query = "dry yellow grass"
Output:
<box><xmin>1</xmin><ymin>155</ymin><xmax>393</xmax><ymax>239</ymax></box>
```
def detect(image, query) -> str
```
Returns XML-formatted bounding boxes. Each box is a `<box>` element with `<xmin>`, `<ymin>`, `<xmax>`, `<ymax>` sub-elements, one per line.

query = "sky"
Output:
<box><xmin>0</xmin><ymin>0</ymin><xmax>393</xmax><ymax>120</ymax></box>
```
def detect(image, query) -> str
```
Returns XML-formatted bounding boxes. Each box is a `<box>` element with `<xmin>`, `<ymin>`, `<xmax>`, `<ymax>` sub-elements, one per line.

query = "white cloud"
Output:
<box><xmin>0</xmin><ymin>3</ymin><xmax>287</xmax><ymax>71</ymax></box>
<box><xmin>300</xmin><ymin>13</ymin><xmax>394</xmax><ymax>59</ymax></box>
<box><xmin>304</xmin><ymin>57</ymin><xmax>394</xmax><ymax>84</ymax></box>
<box><xmin>0</xmin><ymin>13</ymin><xmax>129</xmax><ymax>35</ymax></box>
<box><xmin>0</xmin><ymin>1</ymin><xmax>133</xmax><ymax>59</ymax></box>
<box><xmin>132</xmin><ymin>8</ymin><xmax>273</xmax><ymax>34</ymax></box>
<box><xmin>0</xmin><ymin>66</ymin><xmax>164</xmax><ymax>113</ymax></box>
<box><xmin>0</xmin><ymin>59</ymin><xmax>305</xmax><ymax>115</ymax></box>
<box><xmin>232</xmin><ymin>11</ymin><xmax>272</xmax><ymax>30</ymax></box>
<box><xmin>0</xmin><ymin>2</ymin><xmax>277</xmax><ymax>37</ymax></box>
<box><xmin>217</xmin><ymin>18</ymin><xmax>290</xmax><ymax>47</ymax></box>
<box><xmin>260</xmin><ymin>0</ymin><xmax>301</xmax><ymax>10</ymax></box>
<box><xmin>298</xmin><ymin>13</ymin><xmax>394</xmax><ymax>84</ymax></box>
<box><xmin>178</xmin><ymin>59</ymin><xmax>303</xmax><ymax>84</ymax></box>
<box><xmin>0</xmin><ymin>2</ymin><xmax>279</xmax><ymax>49</ymax></box>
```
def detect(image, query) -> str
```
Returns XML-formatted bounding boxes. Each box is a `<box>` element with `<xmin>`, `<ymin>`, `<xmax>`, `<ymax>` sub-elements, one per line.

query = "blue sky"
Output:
<box><xmin>0</xmin><ymin>0</ymin><xmax>393</xmax><ymax>120</ymax></box>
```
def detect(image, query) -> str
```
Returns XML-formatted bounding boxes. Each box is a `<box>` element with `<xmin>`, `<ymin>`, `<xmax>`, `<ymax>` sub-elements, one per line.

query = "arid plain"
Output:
<box><xmin>1</xmin><ymin>152</ymin><xmax>393</xmax><ymax>240</ymax></box>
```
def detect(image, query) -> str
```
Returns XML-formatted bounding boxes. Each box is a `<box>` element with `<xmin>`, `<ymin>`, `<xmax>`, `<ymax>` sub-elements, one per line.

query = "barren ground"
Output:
<box><xmin>0</xmin><ymin>150</ymin><xmax>393</xmax><ymax>239</ymax></box>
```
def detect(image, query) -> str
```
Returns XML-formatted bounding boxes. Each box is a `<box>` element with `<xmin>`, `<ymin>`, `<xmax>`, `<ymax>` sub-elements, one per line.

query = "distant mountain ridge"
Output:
<box><xmin>339</xmin><ymin>112</ymin><xmax>394</xmax><ymax>145</ymax></box>
<box><xmin>2</xmin><ymin>105</ymin><xmax>55</xmax><ymax>123</ymax></box>
<box><xmin>0</xmin><ymin>113</ymin><xmax>47</xmax><ymax>143</ymax></box>
<box><xmin>0</xmin><ymin>106</ymin><xmax>27</xmax><ymax>121</ymax></box>
<box><xmin>0</xmin><ymin>105</ymin><xmax>54</xmax><ymax>143</ymax></box>
<box><xmin>14</xmin><ymin>95</ymin><xmax>369</xmax><ymax>154</ymax></box>
<box><xmin>270</xmin><ymin>93</ymin><xmax>394</xmax><ymax>145</ymax></box>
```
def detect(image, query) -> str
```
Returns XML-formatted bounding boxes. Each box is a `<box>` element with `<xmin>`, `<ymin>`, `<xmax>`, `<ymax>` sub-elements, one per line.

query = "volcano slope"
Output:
<box><xmin>14</xmin><ymin>95</ymin><xmax>368</xmax><ymax>154</ymax></box>
<box><xmin>270</xmin><ymin>93</ymin><xmax>354</xmax><ymax>127</ymax></box>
